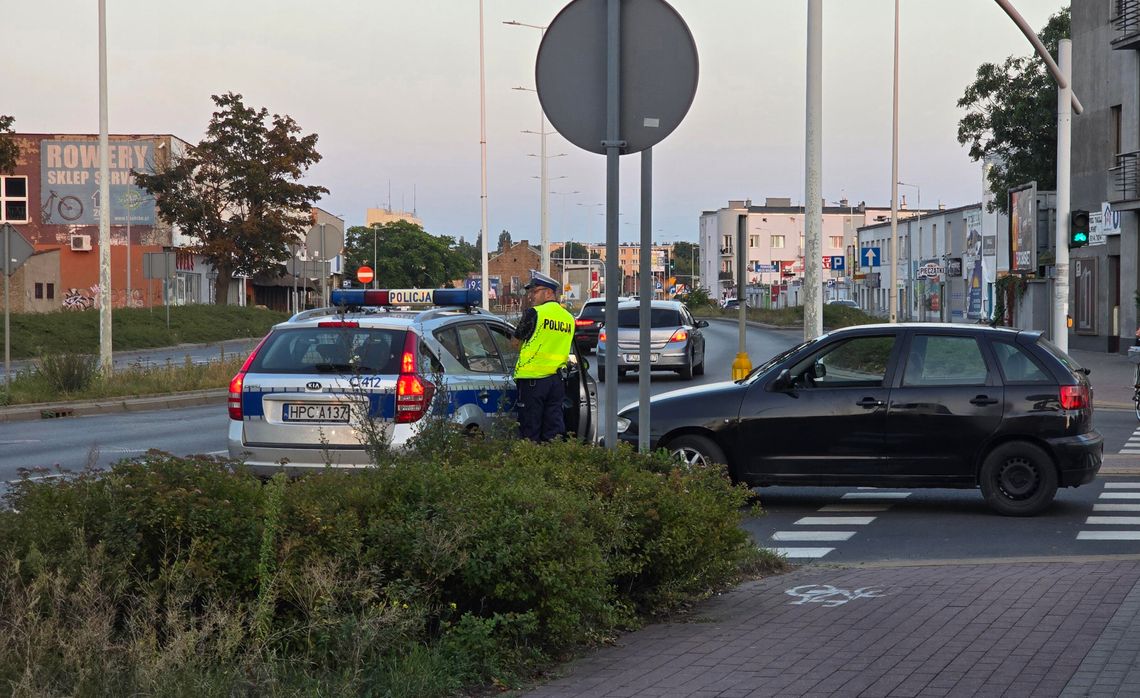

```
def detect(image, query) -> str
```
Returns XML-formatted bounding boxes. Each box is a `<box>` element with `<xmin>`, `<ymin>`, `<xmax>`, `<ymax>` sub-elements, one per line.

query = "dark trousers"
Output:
<box><xmin>517</xmin><ymin>374</ymin><xmax>565</xmax><ymax>442</ymax></box>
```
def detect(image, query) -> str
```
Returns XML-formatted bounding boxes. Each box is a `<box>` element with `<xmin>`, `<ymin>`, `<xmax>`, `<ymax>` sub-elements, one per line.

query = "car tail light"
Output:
<box><xmin>599</xmin><ymin>329</ymin><xmax>606</xmax><ymax>343</ymax></box>
<box><xmin>395</xmin><ymin>331</ymin><xmax>435</xmax><ymax>423</ymax></box>
<box><xmin>669</xmin><ymin>329</ymin><xmax>689</xmax><ymax>343</ymax></box>
<box><xmin>575</xmin><ymin>319</ymin><xmax>594</xmax><ymax>327</ymax></box>
<box><xmin>1059</xmin><ymin>384</ymin><xmax>1089</xmax><ymax>410</ymax></box>
<box><xmin>228</xmin><ymin>334</ymin><xmax>270</xmax><ymax>420</ymax></box>
<box><xmin>318</xmin><ymin>321</ymin><xmax>360</xmax><ymax>328</ymax></box>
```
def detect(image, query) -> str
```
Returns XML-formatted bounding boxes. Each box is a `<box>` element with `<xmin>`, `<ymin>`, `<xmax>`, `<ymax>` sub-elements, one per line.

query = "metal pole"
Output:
<box><xmin>479</xmin><ymin>0</ymin><xmax>490</xmax><ymax>310</ymax></box>
<box><xmin>804</xmin><ymin>0</ymin><xmax>823</xmax><ymax>340</ymax></box>
<box><xmin>98</xmin><ymin>0</ymin><xmax>112</xmax><ymax>373</ymax></box>
<box><xmin>638</xmin><ymin>149</ymin><xmax>652</xmax><ymax>453</ymax></box>
<box><xmin>737</xmin><ymin>216</ymin><xmax>747</xmax><ymax>355</ymax></box>
<box><xmin>4</xmin><ymin>224</ymin><xmax>9</xmax><ymax>391</ymax></box>
<box><xmin>540</xmin><ymin>81</ymin><xmax>551</xmax><ymax>277</ymax></box>
<box><xmin>603</xmin><ymin>0</ymin><xmax>621</xmax><ymax>448</ymax></box>
<box><xmin>1054</xmin><ymin>39</ymin><xmax>1072</xmax><ymax>352</ymax></box>
<box><xmin>889</xmin><ymin>0</ymin><xmax>900</xmax><ymax>324</ymax></box>
<box><xmin>372</xmin><ymin>224</ymin><xmax>378</xmax><ymax>289</ymax></box>
<box><xmin>126</xmin><ymin>190</ymin><xmax>131</xmax><ymax>307</ymax></box>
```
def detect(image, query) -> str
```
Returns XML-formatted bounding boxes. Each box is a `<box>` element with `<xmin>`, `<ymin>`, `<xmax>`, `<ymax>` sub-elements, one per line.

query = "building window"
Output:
<box><xmin>771</xmin><ymin>235</ymin><xmax>785</xmax><ymax>249</ymax></box>
<box><xmin>1112</xmin><ymin>105</ymin><xmax>1122</xmax><ymax>157</ymax></box>
<box><xmin>829</xmin><ymin>236</ymin><xmax>842</xmax><ymax>249</ymax></box>
<box><xmin>749</xmin><ymin>235</ymin><xmax>759</xmax><ymax>248</ymax></box>
<box><xmin>0</xmin><ymin>176</ymin><xmax>29</xmax><ymax>223</ymax></box>
<box><xmin>34</xmin><ymin>282</ymin><xmax>43</xmax><ymax>299</ymax></box>
<box><xmin>47</xmin><ymin>283</ymin><xmax>55</xmax><ymax>300</ymax></box>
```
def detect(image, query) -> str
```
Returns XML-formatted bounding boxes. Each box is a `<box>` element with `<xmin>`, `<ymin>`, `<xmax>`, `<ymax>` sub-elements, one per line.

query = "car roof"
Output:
<box><xmin>273</xmin><ymin>306</ymin><xmax>509</xmax><ymax>332</ymax></box>
<box><xmin>616</xmin><ymin>299</ymin><xmax>684</xmax><ymax>310</ymax></box>
<box><xmin>823</xmin><ymin>322</ymin><xmax>1031</xmax><ymax>339</ymax></box>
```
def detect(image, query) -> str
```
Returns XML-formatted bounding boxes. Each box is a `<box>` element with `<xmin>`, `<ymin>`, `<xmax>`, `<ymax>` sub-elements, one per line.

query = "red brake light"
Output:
<box><xmin>395</xmin><ymin>331</ymin><xmax>434</xmax><ymax>423</ymax></box>
<box><xmin>599</xmin><ymin>329</ymin><xmax>606</xmax><ymax>343</ymax></box>
<box><xmin>669</xmin><ymin>329</ymin><xmax>689</xmax><ymax>343</ymax></box>
<box><xmin>575</xmin><ymin>319</ymin><xmax>593</xmax><ymax>327</ymax></box>
<box><xmin>228</xmin><ymin>334</ymin><xmax>269</xmax><ymax>420</ymax></box>
<box><xmin>318</xmin><ymin>321</ymin><xmax>360</xmax><ymax>328</ymax></box>
<box><xmin>1059</xmin><ymin>385</ymin><xmax>1089</xmax><ymax>410</ymax></box>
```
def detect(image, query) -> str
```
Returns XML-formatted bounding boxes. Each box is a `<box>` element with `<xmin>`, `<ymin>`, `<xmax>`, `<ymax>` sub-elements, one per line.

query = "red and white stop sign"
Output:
<box><xmin>356</xmin><ymin>266</ymin><xmax>374</xmax><ymax>284</ymax></box>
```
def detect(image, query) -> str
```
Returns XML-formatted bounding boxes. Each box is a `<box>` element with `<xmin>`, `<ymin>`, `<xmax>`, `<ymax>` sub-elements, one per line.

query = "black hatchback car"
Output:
<box><xmin>615</xmin><ymin>323</ymin><xmax>1103</xmax><ymax>516</ymax></box>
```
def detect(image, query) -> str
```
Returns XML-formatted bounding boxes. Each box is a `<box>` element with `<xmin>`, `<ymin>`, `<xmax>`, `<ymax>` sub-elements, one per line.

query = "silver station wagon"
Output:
<box><xmin>228</xmin><ymin>288</ymin><xmax>597</xmax><ymax>476</ymax></box>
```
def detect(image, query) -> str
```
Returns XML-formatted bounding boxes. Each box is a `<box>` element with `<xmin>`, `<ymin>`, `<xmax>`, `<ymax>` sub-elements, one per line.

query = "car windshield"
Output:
<box><xmin>248</xmin><ymin>327</ymin><xmax>407</xmax><ymax>374</ymax></box>
<box><xmin>579</xmin><ymin>303</ymin><xmax>605</xmax><ymax>319</ymax></box>
<box><xmin>1036</xmin><ymin>336</ymin><xmax>1086</xmax><ymax>375</ymax></box>
<box><xmin>741</xmin><ymin>338</ymin><xmax>816</xmax><ymax>383</ymax></box>
<box><xmin>617</xmin><ymin>308</ymin><xmax>681</xmax><ymax>327</ymax></box>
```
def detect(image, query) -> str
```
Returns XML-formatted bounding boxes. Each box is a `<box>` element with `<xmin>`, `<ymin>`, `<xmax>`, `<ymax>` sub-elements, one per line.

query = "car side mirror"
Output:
<box><xmin>771</xmin><ymin>368</ymin><xmax>794</xmax><ymax>392</ymax></box>
<box><xmin>810</xmin><ymin>362</ymin><xmax>827</xmax><ymax>379</ymax></box>
<box><xmin>695</xmin><ymin>319</ymin><xmax>709</xmax><ymax>328</ymax></box>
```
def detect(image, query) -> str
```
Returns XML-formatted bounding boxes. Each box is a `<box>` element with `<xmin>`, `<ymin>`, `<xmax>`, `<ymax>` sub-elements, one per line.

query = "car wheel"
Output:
<box><xmin>678</xmin><ymin>353</ymin><xmax>694</xmax><ymax>380</ymax></box>
<box><xmin>694</xmin><ymin>353</ymin><xmax>705</xmax><ymax>376</ymax></box>
<box><xmin>667</xmin><ymin>434</ymin><xmax>727</xmax><ymax>470</ymax></box>
<box><xmin>979</xmin><ymin>442</ymin><xmax>1058</xmax><ymax>516</ymax></box>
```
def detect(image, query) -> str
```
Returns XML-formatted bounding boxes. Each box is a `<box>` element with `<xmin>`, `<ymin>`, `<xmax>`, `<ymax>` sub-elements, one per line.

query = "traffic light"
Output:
<box><xmin>1069</xmin><ymin>209</ymin><xmax>1090</xmax><ymax>248</ymax></box>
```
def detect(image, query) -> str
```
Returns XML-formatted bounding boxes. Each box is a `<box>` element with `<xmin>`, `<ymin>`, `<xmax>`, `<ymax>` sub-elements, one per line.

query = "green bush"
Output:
<box><xmin>0</xmin><ymin>438</ymin><xmax>778</xmax><ymax>695</ymax></box>
<box><xmin>34</xmin><ymin>352</ymin><xmax>100</xmax><ymax>393</ymax></box>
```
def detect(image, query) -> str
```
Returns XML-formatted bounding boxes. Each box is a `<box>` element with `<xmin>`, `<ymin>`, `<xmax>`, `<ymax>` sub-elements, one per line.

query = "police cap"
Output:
<box><xmin>523</xmin><ymin>270</ymin><xmax>560</xmax><ymax>292</ymax></box>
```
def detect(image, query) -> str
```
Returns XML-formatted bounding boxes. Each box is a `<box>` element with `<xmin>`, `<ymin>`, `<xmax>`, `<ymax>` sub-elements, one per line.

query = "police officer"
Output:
<box><xmin>513</xmin><ymin>270</ymin><xmax>575</xmax><ymax>442</ymax></box>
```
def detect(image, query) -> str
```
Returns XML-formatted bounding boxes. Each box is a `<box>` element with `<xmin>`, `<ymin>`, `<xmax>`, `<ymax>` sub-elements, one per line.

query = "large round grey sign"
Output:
<box><xmin>535</xmin><ymin>0</ymin><xmax>698</xmax><ymax>155</ymax></box>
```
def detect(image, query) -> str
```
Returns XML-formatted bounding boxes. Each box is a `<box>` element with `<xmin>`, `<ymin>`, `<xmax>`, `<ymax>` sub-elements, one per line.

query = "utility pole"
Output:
<box><xmin>803</xmin><ymin>0</ymin><xmax>823</xmax><ymax>340</ymax></box>
<box><xmin>97</xmin><ymin>0</ymin><xmax>112</xmax><ymax>374</ymax></box>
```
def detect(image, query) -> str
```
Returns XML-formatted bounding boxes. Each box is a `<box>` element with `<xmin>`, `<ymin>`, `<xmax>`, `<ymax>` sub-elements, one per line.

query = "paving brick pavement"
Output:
<box><xmin>523</xmin><ymin>561</ymin><xmax>1140</xmax><ymax>697</ymax></box>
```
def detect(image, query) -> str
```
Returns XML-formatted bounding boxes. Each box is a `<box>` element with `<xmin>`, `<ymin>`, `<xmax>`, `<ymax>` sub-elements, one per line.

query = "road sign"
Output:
<box><xmin>830</xmin><ymin>255</ymin><xmax>845</xmax><ymax>271</ymax></box>
<box><xmin>861</xmin><ymin>247</ymin><xmax>881</xmax><ymax>268</ymax></box>
<box><xmin>356</xmin><ymin>266</ymin><xmax>374</xmax><ymax>284</ymax></box>
<box><xmin>0</xmin><ymin>223</ymin><xmax>34</xmax><ymax>276</ymax></box>
<box><xmin>143</xmin><ymin>251</ymin><xmax>176</xmax><ymax>280</ymax></box>
<box><xmin>536</xmin><ymin>0</ymin><xmax>699</xmax><ymax>155</ymax></box>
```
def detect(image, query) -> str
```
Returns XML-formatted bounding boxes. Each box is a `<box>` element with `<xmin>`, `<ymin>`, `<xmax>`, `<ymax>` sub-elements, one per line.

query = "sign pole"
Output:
<box><xmin>638</xmin><ymin>148</ymin><xmax>652</xmax><ymax>453</ymax></box>
<box><xmin>602</xmin><ymin>0</ymin><xmax>621</xmax><ymax>448</ymax></box>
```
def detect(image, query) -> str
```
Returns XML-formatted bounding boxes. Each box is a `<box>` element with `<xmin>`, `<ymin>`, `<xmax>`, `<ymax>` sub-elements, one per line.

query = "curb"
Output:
<box><xmin>0</xmin><ymin>389</ymin><xmax>227</xmax><ymax>423</ymax></box>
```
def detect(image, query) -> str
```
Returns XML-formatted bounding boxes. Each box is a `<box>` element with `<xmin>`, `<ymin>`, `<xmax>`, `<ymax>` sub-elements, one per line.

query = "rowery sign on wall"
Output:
<box><xmin>39</xmin><ymin>140</ymin><xmax>157</xmax><ymax>227</ymax></box>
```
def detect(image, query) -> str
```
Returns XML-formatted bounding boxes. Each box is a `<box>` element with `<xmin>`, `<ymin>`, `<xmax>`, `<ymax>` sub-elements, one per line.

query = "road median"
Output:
<box><xmin>0</xmin><ymin>389</ymin><xmax>227</xmax><ymax>423</ymax></box>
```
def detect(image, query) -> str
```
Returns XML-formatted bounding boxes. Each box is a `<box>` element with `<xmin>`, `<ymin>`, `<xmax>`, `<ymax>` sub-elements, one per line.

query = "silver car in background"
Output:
<box><xmin>595</xmin><ymin>300</ymin><xmax>708</xmax><ymax>381</ymax></box>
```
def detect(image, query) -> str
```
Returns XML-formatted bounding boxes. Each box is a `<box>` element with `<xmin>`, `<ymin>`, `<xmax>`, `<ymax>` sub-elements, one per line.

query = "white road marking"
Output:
<box><xmin>204</xmin><ymin>450</ymin><xmax>228</xmax><ymax>455</ymax></box>
<box><xmin>1093</xmin><ymin>504</ymin><xmax>1140</xmax><ymax>512</ymax></box>
<box><xmin>1077</xmin><ymin>531</ymin><xmax>1140</xmax><ymax>541</ymax></box>
<box><xmin>0</xmin><ymin>440</ymin><xmax>42</xmax><ymax>445</ymax></box>
<box><xmin>795</xmin><ymin>516</ymin><xmax>876</xmax><ymax>526</ymax></box>
<box><xmin>1085</xmin><ymin>516</ymin><xmax>1140</xmax><ymax>525</ymax></box>
<box><xmin>1120</xmin><ymin>450</ymin><xmax>1140</xmax><ymax>455</ymax></box>
<box><xmin>819</xmin><ymin>504</ymin><xmax>890</xmax><ymax>512</ymax></box>
<box><xmin>769</xmin><ymin>547</ymin><xmax>834</xmax><ymax>559</ymax></box>
<box><xmin>1103</xmin><ymin>482</ymin><xmax>1140</xmax><ymax>489</ymax></box>
<box><xmin>772</xmin><ymin>531</ymin><xmax>856</xmax><ymax>542</ymax></box>
<box><xmin>841</xmin><ymin>492</ymin><xmax>911</xmax><ymax>500</ymax></box>
<box><xmin>1098</xmin><ymin>493</ymin><xmax>1140</xmax><ymax>500</ymax></box>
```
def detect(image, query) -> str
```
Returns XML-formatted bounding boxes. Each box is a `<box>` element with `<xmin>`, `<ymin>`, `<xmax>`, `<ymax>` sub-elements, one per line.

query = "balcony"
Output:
<box><xmin>1107</xmin><ymin>150</ymin><xmax>1140</xmax><ymax>208</ymax></box>
<box><xmin>1112</xmin><ymin>0</ymin><xmax>1140</xmax><ymax>50</ymax></box>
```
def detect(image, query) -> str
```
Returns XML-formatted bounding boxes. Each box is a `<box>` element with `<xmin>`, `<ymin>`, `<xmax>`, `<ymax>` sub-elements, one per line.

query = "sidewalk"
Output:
<box><xmin>523</xmin><ymin>559</ymin><xmax>1140</xmax><ymax>697</ymax></box>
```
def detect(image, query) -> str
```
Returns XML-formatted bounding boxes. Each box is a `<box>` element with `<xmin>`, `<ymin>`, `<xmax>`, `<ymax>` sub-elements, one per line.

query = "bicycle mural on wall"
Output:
<box><xmin>40</xmin><ymin>190</ymin><xmax>84</xmax><ymax>224</ymax></box>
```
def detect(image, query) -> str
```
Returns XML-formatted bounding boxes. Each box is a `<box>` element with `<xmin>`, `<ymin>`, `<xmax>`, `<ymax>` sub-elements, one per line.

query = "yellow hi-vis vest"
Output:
<box><xmin>514</xmin><ymin>301</ymin><xmax>575</xmax><ymax>379</ymax></box>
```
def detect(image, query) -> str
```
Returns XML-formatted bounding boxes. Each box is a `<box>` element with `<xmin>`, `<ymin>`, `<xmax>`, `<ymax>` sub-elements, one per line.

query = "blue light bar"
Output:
<box><xmin>432</xmin><ymin>288</ymin><xmax>481</xmax><ymax>307</ymax></box>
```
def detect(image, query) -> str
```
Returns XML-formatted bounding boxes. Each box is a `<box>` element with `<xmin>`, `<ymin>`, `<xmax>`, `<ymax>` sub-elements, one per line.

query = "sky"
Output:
<box><xmin>11</xmin><ymin>0</ymin><xmax>1068</xmax><ymax>248</ymax></box>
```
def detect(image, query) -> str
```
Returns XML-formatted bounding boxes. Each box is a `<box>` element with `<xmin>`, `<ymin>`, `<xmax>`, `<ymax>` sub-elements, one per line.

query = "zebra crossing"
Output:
<box><xmin>766</xmin><ymin>489</ymin><xmax>911</xmax><ymax>560</ymax></box>
<box><xmin>1079</xmin><ymin>481</ymin><xmax>1140</xmax><ymax>541</ymax></box>
<box><xmin>1120</xmin><ymin>426</ymin><xmax>1140</xmax><ymax>456</ymax></box>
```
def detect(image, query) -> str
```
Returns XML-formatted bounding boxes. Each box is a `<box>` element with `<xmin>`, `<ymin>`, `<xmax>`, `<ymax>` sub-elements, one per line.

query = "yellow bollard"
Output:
<box><xmin>731</xmin><ymin>352</ymin><xmax>752</xmax><ymax>381</ymax></box>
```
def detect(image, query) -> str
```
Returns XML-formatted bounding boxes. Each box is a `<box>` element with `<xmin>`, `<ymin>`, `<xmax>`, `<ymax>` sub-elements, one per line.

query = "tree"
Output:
<box><xmin>957</xmin><ymin>7</ymin><xmax>1069</xmax><ymax>214</ymax></box>
<box><xmin>0</xmin><ymin>115</ymin><xmax>19</xmax><ymax>174</ymax></box>
<box><xmin>134</xmin><ymin>93</ymin><xmax>328</xmax><ymax>305</ymax></box>
<box><xmin>454</xmin><ymin>234</ymin><xmax>482</xmax><ymax>270</ymax></box>
<box><xmin>557</xmin><ymin>241</ymin><xmax>592</xmax><ymax>263</ymax></box>
<box><xmin>343</xmin><ymin>220</ymin><xmax>473</xmax><ymax>289</ymax></box>
<box><xmin>497</xmin><ymin>229</ymin><xmax>512</xmax><ymax>251</ymax></box>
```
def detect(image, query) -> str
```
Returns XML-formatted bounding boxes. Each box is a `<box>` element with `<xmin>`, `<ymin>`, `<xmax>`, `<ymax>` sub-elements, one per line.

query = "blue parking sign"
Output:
<box><xmin>830</xmin><ymin>255</ymin><xmax>845</xmax><ymax>271</ymax></box>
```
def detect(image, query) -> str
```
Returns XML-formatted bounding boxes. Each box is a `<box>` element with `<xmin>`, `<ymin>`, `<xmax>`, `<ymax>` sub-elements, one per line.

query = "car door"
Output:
<box><xmin>884</xmin><ymin>331</ymin><xmax>1003</xmax><ymax>481</ymax></box>
<box><xmin>681</xmin><ymin>307</ymin><xmax>706</xmax><ymax>365</ymax></box>
<box><xmin>738</xmin><ymin>332</ymin><xmax>899</xmax><ymax>482</ymax></box>
<box><xmin>435</xmin><ymin>322</ymin><xmax>510</xmax><ymax>430</ymax></box>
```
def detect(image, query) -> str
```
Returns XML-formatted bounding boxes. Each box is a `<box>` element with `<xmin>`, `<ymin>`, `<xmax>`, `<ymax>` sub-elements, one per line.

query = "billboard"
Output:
<box><xmin>40</xmin><ymin>139</ymin><xmax>158</xmax><ymax>226</ymax></box>
<box><xmin>1008</xmin><ymin>182</ymin><xmax>1036</xmax><ymax>273</ymax></box>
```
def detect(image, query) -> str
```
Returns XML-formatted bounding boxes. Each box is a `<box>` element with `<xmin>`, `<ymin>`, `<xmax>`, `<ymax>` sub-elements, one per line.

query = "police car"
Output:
<box><xmin>227</xmin><ymin>288</ymin><xmax>598</xmax><ymax>476</ymax></box>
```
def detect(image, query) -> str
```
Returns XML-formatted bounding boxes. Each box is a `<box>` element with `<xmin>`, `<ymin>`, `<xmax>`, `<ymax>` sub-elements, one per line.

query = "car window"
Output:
<box><xmin>617</xmin><ymin>308</ymin><xmax>681</xmax><ymax>327</ymax></box>
<box><xmin>579</xmin><ymin>303</ymin><xmax>605</xmax><ymax>319</ymax></box>
<box><xmin>486</xmin><ymin>323</ymin><xmax>519</xmax><ymax>370</ymax></box>
<box><xmin>793</xmin><ymin>335</ymin><xmax>896</xmax><ymax>388</ymax></box>
<box><xmin>902</xmin><ymin>335</ymin><xmax>989</xmax><ymax>387</ymax></box>
<box><xmin>451</xmin><ymin>323</ymin><xmax>505</xmax><ymax>373</ymax></box>
<box><xmin>991</xmin><ymin>340</ymin><xmax>1051</xmax><ymax>384</ymax></box>
<box><xmin>435</xmin><ymin>327</ymin><xmax>462</xmax><ymax>363</ymax></box>
<box><xmin>249</xmin><ymin>327</ymin><xmax>406</xmax><ymax>374</ymax></box>
<box><xmin>1037</xmin><ymin>336</ymin><xmax>1085</xmax><ymax>375</ymax></box>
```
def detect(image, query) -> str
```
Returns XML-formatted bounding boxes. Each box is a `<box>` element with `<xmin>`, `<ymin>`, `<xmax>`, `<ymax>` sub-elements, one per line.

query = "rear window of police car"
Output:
<box><xmin>248</xmin><ymin>327</ymin><xmax>407</xmax><ymax>374</ymax></box>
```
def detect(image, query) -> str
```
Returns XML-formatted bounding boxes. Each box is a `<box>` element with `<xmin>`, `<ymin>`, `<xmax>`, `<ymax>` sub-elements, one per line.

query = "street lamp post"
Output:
<box><xmin>505</xmin><ymin>20</ymin><xmax>553</xmax><ymax>276</ymax></box>
<box><xmin>370</xmin><ymin>223</ymin><xmax>379</xmax><ymax>289</ymax></box>
<box><xmin>898</xmin><ymin>181</ymin><xmax>921</xmax><ymax>321</ymax></box>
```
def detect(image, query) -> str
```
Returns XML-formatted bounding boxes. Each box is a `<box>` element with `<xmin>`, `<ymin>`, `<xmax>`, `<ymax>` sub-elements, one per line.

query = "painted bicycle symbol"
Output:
<box><xmin>40</xmin><ymin>190</ymin><xmax>84</xmax><ymax>223</ymax></box>
<box><xmin>785</xmin><ymin>584</ymin><xmax>885</xmax><ymax>607</ymax></box>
